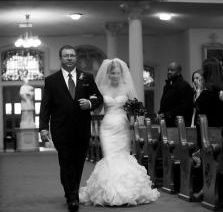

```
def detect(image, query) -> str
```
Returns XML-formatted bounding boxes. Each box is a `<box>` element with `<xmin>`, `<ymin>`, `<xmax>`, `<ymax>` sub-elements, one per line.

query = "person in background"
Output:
<box><xmin>190</xmin><ymin>70</ymin><xmax>204</xmax><ymax>175</ymax></box>
<box><xmin>39</xmin><ymin>45</ymin><xmax>103</xmax><ymax>212</ymax></box>
<box><xmin>191</xmin><ymin>69</ymin><xmax>204</xmax><ymax>127</ymax></box>
<box><xmin>195</xmin><ymin>57</ymin><xmax>223</xmax><ymax>128</ymax></box>
<box><xmin>193</xmin><ymin>57</ymin><xmax>223</xmax><ymax>200</ymax></box>
<box><xmin>157</xmin><ymin>62</ymin><xmax>194</xmax><ymax>127</ymax></box>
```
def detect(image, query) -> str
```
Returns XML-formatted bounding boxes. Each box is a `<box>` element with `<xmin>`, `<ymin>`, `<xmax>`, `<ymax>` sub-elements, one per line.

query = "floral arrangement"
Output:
<box><xmin>143</xmin><ymin>70</ymin><xmax>154</xmax><ymax>87</ymax></box>
<box><xmin>123</xmin><ymin>98</ymin><xmax>147</xmax><ymax>117</ymax></box>
<box><xmin>79</xmin><ymin>73</ymin><xmax>85</xmax><ymax>80</ymax></box>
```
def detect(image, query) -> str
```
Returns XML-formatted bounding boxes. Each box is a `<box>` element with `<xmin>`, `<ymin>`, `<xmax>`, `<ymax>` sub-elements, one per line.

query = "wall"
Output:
<box><xmin>188</xmin><ymin>28</ymin><xmax>223</xmax><ymax>77</ymax></box>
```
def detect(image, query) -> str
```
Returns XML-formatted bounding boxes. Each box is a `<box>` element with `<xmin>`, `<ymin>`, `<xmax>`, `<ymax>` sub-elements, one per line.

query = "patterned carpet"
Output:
<box><xmin>0</xmin><ymin>151</ymin><xmax>212</xmax><ymax>212</ymax></box>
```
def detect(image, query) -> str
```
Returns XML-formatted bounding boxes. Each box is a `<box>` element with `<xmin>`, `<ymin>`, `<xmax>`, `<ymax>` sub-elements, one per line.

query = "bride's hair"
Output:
<box><xmin>107</xmin><ymin>60</ymin><xmax>122</xmax><ymax>73</ymax></box>
<box><xmin>95</xmin><ymin>58</ymin><xmax>138</xmax><ymax>100</ymax></box>
<box><xmin>106</xmin><ymin>59</ymin><xmax>126</xmax><ymax>85</ymax></box>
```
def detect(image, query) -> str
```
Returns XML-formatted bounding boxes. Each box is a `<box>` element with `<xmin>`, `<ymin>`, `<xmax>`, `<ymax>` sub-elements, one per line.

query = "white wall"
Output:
<box><xmin>188</xmin><ymin>28</ymin><xmax>223</xmax><ymax>78</ymax></box>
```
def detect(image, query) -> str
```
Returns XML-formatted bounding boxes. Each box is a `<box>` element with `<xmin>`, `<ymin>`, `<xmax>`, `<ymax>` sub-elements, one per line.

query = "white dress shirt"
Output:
<box><xmin>61</xmin><ymin>67</ymin><xmax>92</xmax><ymax>108</ymax></box>
<box><xmin>62</xmin><ymin>67</ymin><xmax>77</xmax><ymax>88</ymax></box>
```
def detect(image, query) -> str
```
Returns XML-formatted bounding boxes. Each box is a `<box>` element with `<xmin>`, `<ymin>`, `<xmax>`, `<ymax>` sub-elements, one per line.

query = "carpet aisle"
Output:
<box><xmin>0</xmin><ymin>152</ymin><xmax>211</xmax><ymax>212</ymax></box>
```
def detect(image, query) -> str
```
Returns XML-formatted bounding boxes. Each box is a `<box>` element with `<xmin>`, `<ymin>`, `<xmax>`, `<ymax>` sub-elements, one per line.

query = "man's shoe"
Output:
<box><xmin>68</xmin><ymin>198</ymin><xmax>79</xmax><ymax>211</ymax></box>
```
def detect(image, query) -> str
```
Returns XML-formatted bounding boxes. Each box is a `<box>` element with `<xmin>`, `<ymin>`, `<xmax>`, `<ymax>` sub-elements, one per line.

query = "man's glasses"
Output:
<box><xmin>62</xmin><ymin>54</ymin><xmax>77</xmax><ymax>59</ymax></box>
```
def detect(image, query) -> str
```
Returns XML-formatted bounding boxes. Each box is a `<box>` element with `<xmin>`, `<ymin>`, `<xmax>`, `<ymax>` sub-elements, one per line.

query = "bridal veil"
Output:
<box><xmin>95</xmin><ymin>58</ymin><xmax>138</xmax><ymax>100</ymax></box>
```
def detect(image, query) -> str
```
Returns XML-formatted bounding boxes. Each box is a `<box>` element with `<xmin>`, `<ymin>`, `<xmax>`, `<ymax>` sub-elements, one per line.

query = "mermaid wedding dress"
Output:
<box><xmin>79</xmin><ymin>95</ymin><xmax>160</xmax><ymax>206</ymax></box>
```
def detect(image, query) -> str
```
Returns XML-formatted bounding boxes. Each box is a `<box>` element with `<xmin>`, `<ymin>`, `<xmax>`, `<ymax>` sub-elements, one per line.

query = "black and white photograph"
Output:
<box><xmin>0</xmin><ymin>1</ymin><xmax>223</xmax><ymax>212</ymax></box>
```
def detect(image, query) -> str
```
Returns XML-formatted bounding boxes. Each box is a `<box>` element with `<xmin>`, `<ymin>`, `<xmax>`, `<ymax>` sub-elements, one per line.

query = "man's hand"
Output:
<box><xmin>156</xmin><ymin>113</ymin><xmax>165</xmax><ymax>122</ymax></box>
<box><xmin>219</xmin><ymin>90</ymin><xmax>223</xmax><ymax>101</ymax></box>
<box><xmin>78</xmin><ymin>98</ymin><xmax>91</xmax><ymax>110</ymax></box>
<box><xmin>40</xmin><ymin>130</ymin><xmax>51</xmax><ymax>143</ymax></box>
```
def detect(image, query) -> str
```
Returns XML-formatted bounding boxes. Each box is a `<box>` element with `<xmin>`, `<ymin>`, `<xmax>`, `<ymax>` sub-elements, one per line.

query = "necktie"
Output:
<box><xmin>68</xmin><ymin>73</ymin><xmax>75</xmax><ymax>99</ymax></box>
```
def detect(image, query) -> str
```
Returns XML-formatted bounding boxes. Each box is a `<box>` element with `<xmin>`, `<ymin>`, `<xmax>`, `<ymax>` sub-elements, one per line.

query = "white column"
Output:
<box><xmin>0</xmin><ymin>86</ymin><xmax>3</xmax><ymax>152</ymax></box>
<box><xmin>128</xmin><ymin>11</ymin><xmax>144</xmax><ymax>103</ymax></box>
<box><xmin>104</xmin><ymin>22</ymin><xmax>124</xmax><ymax>59</ymax></box>
<box><xmin>120</xmin><ymin>3</ymin><xmax>149</xmax><ymax>103</ymax></box>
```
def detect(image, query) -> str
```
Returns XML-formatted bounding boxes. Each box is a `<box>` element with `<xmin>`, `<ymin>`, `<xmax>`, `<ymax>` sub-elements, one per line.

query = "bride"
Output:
<box><xmin>79</xmin><ymin>58</ymin><xmax>160</xmax><ymax>206</ymax></box>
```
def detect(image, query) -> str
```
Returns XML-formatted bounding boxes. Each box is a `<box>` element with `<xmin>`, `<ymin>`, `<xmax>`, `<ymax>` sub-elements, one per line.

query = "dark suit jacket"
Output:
<box><xmin>39</xmin><ymin>69</ymin><xmax>103</xmax><ymax>144</ymax></box>
<box><xmin>159</xmin><ymin>75</ymin><xmax>194</xmax><ymax>127</ymax></box>
<box><xmin>195</xmin><ymin>89</ymin><xmax>223</xmax><ymax>127</ymax></box>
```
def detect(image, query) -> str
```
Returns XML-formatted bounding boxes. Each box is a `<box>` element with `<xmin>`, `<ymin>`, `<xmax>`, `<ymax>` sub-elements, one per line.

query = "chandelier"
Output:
<box><xmin>15</xmin><ymin>14</ymin><xmax>41</xmax><ymax>48</ymax></box>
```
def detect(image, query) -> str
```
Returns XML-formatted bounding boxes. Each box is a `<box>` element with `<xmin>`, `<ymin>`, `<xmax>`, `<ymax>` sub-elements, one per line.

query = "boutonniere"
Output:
<box><xmin>79</xmin><ymin>73</ymin><xmax>85</xmax><ymax>80</ymax></box>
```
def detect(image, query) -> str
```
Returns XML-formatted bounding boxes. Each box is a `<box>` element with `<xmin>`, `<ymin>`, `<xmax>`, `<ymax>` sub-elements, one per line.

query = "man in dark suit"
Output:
<box><xmin>39</xmin><ymin>45</ymin><xmax>103</xmax><ymax>211</ymax></box>
<box><xmin>157</xmin><ymin>62</ymin><xmax>194</xmax><ymax>127</ymax></box>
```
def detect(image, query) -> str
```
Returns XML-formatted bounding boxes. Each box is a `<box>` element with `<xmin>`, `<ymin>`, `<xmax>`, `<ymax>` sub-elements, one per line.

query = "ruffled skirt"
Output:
<box><xmin>79</xmin><ymin>153</ymin><xmax>160</xmax><ymax>206</ymax></box>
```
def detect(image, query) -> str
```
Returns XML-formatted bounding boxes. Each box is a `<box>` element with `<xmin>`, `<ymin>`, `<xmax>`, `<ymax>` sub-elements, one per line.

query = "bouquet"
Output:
<box><xmin>123</xmin><ymin>98</ymin><xmax>147</xmax><ymax>118</ymax></box>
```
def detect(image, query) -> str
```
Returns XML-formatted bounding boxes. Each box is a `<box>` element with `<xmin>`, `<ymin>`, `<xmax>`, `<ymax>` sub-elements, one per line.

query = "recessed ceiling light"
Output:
<box><xmin>158</xmin><ymin>13</ymin><xmax>172</xmax><ymax>21</ymax></box>
<box><xmin>69</xmin><ymin>13</ymin><xmax>83</xmax><ymax>20</ymax></box>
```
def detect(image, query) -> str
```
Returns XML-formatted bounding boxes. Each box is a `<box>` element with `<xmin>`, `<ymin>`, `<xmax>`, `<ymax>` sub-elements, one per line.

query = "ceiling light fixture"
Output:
<box><xmin>15</xmin><ymin>14</ymin><xmax>41</xmax><ymax>48</ymax></box>
<box><xmin>159</xmin><ymin>13</ymin><xmax>172</xmax><ymax>21</ymax></box>
<box><xmin>69</xmin><ymin>13</ymin><xmax>83</xmax><ymax>20</ymax></box>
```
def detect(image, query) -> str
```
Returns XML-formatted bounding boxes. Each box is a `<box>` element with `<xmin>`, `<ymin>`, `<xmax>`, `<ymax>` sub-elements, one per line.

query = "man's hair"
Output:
<box><xmin>168</xmin><ymin>62</ymin><xmax>182</xmax><ymax>73</ymax></box>
<box><xmin>59</xmin><ymin>45</ymin><xmax>77</xmax><ymax>58</ymax></box>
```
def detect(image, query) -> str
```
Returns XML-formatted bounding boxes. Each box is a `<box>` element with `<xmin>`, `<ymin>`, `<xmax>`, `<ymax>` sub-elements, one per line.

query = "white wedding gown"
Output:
<box><xmin>79</xmin><ymin>95</ymin><xmax>160</xmax><ymax>206</ymax></box>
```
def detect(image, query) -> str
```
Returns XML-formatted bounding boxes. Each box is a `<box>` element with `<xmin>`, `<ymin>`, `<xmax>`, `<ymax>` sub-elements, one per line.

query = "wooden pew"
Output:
<box><xmin>93</xmin><ymin>117</ymin><xmax>103</xmax><ymax>162</ymax></box>
<box><xmin>198</xmin><ymin>115</ymin><xmax>223</xmax><ymax>211</ymax></box>
<box><xmin>86</xmin><ymin>119</ymin><xmax>93</xmax><ymax>161</ymax></box>
<box><xmin>160</xmin><ymin>118</ymin><xmax>181</xmax><ymax>193</ymax></box>
<box><xmin>94</xmin><ymin>115</ymin><xmax>103</xmax><ymax>162</ymax></box>
<box><xmin>87</xmin><ymin>118</ymin><xmax>97</xmax><ymax>162</ymax></box>
<box><xmin>133</xmin><ymin>117</ymin><xmax>148</xmax><ymax>166</ymax></box>
<box><xmin>145</xmin><ymin>118</ymin><xmax>163</xmax><ymax>187</ymax></box>
<box><xmin>129</xmin><ymin>116</ymin><xmax>137</xmax><ymax>157</ymax></box>
<box><xmin>87</xmin><ymin>115</ymin><xmax>103</xmax><ymax>163</ymax></box>
<box><xmin>176</xmin><ymin>116</ymin><xmax>202</xmax><ymax>201</ymax></box>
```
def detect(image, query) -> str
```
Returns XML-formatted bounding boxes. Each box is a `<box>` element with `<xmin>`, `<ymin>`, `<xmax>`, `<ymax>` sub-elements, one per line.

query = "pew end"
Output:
<box><xmin>198</xmin><ymin>115</ymin><xmax>223</xmax><ymax>211</ymax></box>
<box><xmin>88</xmin><ymin>115</ymin><xmax>103</xmax><ymax>163</ymax></box>
<box><xmin>176</xmin><ymin>116</ymin><xmax>203</xmax><ymax>202</ymax></box>
<box><xmin>146</xmin><ymin>118</ymin><xmax>163</xmax><ymax>187</ymax></box>
<box><xmin>160</xmin><ymin>118</ymin><xmax>181</xmax><ymax>194</ymax></box>
<box><xmin>133</xmin><ymin>117</ymin><xmax>149</xmax><ymax>168</ymax></box>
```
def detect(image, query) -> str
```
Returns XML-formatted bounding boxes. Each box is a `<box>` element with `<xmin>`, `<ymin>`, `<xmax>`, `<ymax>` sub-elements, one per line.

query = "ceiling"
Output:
<box><xmin>1</xmin><ymin>0</ymin><xmax>223</xmax><ymax>38</ymax></box>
